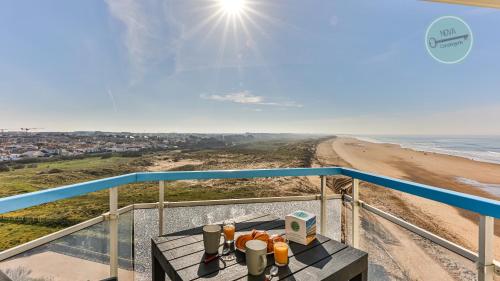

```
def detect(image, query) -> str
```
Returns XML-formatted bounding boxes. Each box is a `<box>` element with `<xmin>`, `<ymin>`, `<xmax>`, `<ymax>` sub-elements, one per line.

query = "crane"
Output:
<box><xmin>20</xmin><ymin>128</ymin><xmax>44</xmax><ymax>134</ymax></box>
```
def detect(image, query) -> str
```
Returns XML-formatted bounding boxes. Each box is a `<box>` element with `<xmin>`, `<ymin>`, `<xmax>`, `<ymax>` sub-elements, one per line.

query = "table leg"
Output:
<box><xmin>152</xmin><ymin>255</ymin><xmax>166</xmax><ymax>281</ymax></box>
<box><xmin>350</xmin><ymin>269</ymin><xmax>367</xmax><ymax>281</ymax></box>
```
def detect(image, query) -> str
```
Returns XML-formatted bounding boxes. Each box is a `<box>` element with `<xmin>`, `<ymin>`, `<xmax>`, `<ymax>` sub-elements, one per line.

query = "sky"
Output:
<box><xmin>0</xmin><ymin>0</ymin><xmax>499</xmax><ymax>134</ymax></box>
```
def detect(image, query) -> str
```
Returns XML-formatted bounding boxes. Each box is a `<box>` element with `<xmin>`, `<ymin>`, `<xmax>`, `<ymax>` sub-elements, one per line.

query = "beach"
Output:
<box><xmin>315</xmin><ymin>137</ymin><xmax>500</xmax><ymax>279</ymax></box>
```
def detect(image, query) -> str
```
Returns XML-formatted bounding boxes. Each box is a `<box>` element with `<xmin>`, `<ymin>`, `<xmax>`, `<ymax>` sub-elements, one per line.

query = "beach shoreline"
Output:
<box><xmin>326</xmin><ymin>137</ymin><xmax>500</xmax><ymax>200</ymax></box>
<box><xmin>315</xmin><ymin>136</ymin><xmax>500</xmax><ymax>270</ymax></box>
<box><xmin>348</xmin><ymin>135</ymin><xmax>500</xmax><ymax>166</ymax></box>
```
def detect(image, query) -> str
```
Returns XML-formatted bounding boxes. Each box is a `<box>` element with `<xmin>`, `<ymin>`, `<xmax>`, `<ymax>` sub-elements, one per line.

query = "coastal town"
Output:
<box><xmin>0</xmin><ymin>131</ymin><xmax>262</xmax><ymax>162</ymax></box>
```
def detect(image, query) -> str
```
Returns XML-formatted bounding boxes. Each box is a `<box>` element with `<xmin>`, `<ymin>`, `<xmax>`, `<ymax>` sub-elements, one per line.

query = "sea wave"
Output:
<box><xmin>353</xmin><ymin>136</ymin><xmax>385</xmax><ymax>144</ymax></box>
<box><xmin>353</xmin><ymin>135</ymin><xmax>500</xmax><ymax>165</ymax></box>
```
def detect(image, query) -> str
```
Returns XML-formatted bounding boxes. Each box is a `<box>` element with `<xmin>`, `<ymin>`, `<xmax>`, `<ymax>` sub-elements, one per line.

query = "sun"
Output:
<box><xmin>217</xmin><ymin>0</ymin><xmax>247</xmax><ymax>16</ymax></box>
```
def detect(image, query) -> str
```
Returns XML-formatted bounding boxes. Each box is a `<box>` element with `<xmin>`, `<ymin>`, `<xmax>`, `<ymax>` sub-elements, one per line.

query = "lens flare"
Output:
<box><xmin>218</xmin><ymin>0</ymin><xmax>246</xmax><ymax>15</ymax></box>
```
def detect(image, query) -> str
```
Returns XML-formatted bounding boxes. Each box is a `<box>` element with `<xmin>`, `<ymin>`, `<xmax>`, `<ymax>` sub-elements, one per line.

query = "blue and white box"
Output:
<box><xmin>285</xmin><ymin>210</ymin><xmax>316</xmax><ymax>245</ymax></box>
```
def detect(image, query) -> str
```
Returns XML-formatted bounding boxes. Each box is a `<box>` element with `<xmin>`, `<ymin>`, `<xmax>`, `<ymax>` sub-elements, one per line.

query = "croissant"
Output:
<box><xmin>236</xmin><ymin>230</ymin><xmax>287</xmax><ymax>253</ymax></box>
<box><xmin>267</xmin><ymin>235</ymin><xmax>285</xmax><ymax>252</ymax></box>
<box><xmin>254</xmin><ymin>232</ymin><xmax>269</xmax><ymax>242</ymax></box>
<box><xmin>267</xmin><ymin>238</ymin><xmax>274</xmax><ymax>253</ymax></box>
<box><xmin>251</xmin><ymin>230</ymin><xmax>264</xmax><ymax>238</ymax></box>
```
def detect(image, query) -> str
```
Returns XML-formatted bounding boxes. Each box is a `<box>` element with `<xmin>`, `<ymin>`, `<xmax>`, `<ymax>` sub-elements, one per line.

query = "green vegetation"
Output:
<box><xmin>0</xmin><ymin>156</ymin><xmax>136</xmax><ymax>198</ymax></box>
<box><xmin>0</xmin><ymin>138</ymin><xmax>322</xmax><ymax>250</ymax></box>
<box><xmin>0</xmin><ymin>222</ymin><xmax>63</xmax><ymax>250</ymax></box>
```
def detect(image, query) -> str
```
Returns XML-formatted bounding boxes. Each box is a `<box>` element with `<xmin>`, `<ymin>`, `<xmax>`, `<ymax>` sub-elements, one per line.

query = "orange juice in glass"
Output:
<box><xmin>223</xmin><ymin>220</ymin><xmax>235</xmax><ymax>243</ymax></box>
<box><xmin>273</xmin><ymin>242</ymin><xmax>289</xmax><ymax>266</ymax></box>
<box><xmin>222</xmin><ymin>220</ymin><xmax>236</xmax><ymax>261</ymax></box>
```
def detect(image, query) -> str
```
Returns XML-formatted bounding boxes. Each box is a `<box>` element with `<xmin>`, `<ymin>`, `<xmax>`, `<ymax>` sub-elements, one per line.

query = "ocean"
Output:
<box><xmin>353</xmin><ymin>135</ymin><xmax>500</xmax><ymax>165</ymax></box>
<box><xmin>352</xmin><ymin>135</ymin><xmax>500</xmax><ymax>196</ymax></box>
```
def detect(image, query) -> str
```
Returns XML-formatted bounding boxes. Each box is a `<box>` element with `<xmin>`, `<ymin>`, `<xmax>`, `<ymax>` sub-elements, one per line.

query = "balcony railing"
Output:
<box><xmin>0</xmin><ymin>167</ymin><xmax>499</xmax><ymax>281</ymax></box>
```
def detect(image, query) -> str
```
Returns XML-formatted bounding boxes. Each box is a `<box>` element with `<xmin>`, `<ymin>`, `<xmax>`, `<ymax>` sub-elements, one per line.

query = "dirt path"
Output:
<box><xmin>147</xmin><ymin>159</ymin><xmax>204</xmax><ymax>171</ymax></box>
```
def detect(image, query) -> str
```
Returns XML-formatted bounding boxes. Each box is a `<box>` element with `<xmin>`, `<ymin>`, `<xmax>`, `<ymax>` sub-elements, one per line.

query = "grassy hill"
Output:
<box><xmin>0</xmin><ymin>138</ymin><xmax>322</xmax><ymax>250</ymax></box>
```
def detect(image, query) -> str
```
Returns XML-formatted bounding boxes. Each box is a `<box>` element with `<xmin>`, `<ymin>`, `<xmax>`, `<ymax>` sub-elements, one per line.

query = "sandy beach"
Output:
<box><xmin>315</xmin><ymin>137</ymin><xmax>500</xmax><ymax>280</ymax></box>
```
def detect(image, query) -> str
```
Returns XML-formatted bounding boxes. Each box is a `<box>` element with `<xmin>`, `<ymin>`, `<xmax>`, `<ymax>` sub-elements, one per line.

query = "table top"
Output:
<box><xmin>152</xmin><ymin>213</ymin><xmax>368</xmax><ymax>281</ymax></box>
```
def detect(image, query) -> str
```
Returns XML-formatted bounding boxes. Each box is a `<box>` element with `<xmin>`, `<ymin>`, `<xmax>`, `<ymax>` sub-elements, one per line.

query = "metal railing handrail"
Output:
<box><xmin>0</xmin><ymin>195</ymin><xmax>341</xmax><ymax>262</ymax></box>
<box><xmin>0</xmin><ymin>167</ymin><xmax>341</xmax><ymax>214</ymax></box>
<box><xmin>1</xmin><ymin>167</ymin><xmax>499</xmax><ymax>217</ymax></box>
<box><xmin>341</xmin><ymin>168</ymin><xmax>500</xmax><ymax>218</ymax></box>
<box><xmin>0</xmin><ymin>166</ymin><xmax>498</xmax><ymax>280</ymax></box>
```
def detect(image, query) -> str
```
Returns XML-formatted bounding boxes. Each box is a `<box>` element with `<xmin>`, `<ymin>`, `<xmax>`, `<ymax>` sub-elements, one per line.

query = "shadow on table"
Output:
<box><xmin>175</xmin><ymin>218</ymin><xmax>286</xmax><ymax>279</ymax></box>
<box><xmin>196</xmin><ymin>255</ymin><xmax>225</xmax><ymax>279</ymax></box>
<box><xmin>241</xmin><ymin>266</ymin><xmax>297</xmax><ymax>281</ymax></box>
<box><xmin>195</xmin><ymin>245</ymin><xmax>248</xmax><ymax>279</ymax></box>
<box><xmin>294</xmin><ymin>244</ymin><xmax>331</xmax><ymax>269</ymax></box>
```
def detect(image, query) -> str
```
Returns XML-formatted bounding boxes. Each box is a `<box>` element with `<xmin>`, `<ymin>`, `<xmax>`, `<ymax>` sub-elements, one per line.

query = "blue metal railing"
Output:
<box><xmin>1</xmin><ymin>167</ymin><xmax>499</xmax><ymax>218</ymax></box>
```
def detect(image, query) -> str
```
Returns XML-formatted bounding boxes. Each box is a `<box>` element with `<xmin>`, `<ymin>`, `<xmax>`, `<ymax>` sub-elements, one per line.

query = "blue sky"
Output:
<box><xmin>0</xmin><ymin>0</ymin><xmax>499</xmax><ymax>134</ymax></box>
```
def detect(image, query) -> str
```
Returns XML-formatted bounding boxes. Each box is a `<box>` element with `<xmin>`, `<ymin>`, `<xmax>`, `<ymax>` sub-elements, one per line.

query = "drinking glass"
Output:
<box><xmin>223</xmin><ymin>220</ymin><xmax>235</xmax><ymax>243</ymax></box>
<box><xmin>221</xmin><ymin>220</ymin><xmax>236</xmax><ymax>260</ymax></box>
<box><xmin>273</xmin><ymin>241</ymin><xmax>289</xmax><ymax>267</ymax></box>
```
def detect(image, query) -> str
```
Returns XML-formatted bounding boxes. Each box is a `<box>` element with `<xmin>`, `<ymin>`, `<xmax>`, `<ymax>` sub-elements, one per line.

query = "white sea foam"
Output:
<box><xmin>455</xmin><ymin>177</ymin><xmax>500</xmax><ymax>197</ymax></box>
<box><xmin>353</xmin><ymin>136</ymin><xmax>385</xmax><ymax>144</ymax></box>
<box><xmin>352</xmin><ymin>135</ymin><xmax>500</xmax><ymax>165</ymax></box>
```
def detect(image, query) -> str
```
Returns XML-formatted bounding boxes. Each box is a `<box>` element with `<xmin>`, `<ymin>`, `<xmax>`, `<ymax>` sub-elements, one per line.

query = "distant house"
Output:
<box><xmin>41</xmin><ymin>148</ymin><xmax>58</xmax><ymax>155</ymax></box>
<box><xmin>22</xmin><ymin>151</ymin><xmax>45</xmax><ymax>158</ymax></box>
<box><xmin>9</xmin><ymin>154</ymin><xmax>21</xmax><ymax>161</ymax></box>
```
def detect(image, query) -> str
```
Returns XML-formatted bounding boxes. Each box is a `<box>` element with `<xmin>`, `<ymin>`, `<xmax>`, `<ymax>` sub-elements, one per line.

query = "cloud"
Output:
<box><xmin>200</xmin><ymin>91</ymin><xmax>303</xmax><ymax>108</ymax></box>
<box><xmin>105</xmin><ymin>0</ymin><xmax>182</xmax><ymax>82</ymax></box>
<box><xmin>201</xmin><ymin>91</ymin><xmax>262</xmax><ymax>104</ymax></box>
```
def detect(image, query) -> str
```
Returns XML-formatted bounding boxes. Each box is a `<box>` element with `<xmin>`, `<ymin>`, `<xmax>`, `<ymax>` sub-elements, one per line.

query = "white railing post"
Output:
<box><xmin>478</xmin><ymin>215</ymin><xmax>494</xmax><ymax>281</ymax></box>
<box><xmin>109</xmin><ymin>187</ymin><xmax>119</xmax><ymax>278</ymax></box>
<box><xmin>320</xmin><ymin>175</ymin><xmax>327</xmax><ymax>235</ymax></box>
<box><xmin>352</xmin><ymin>178</ymin><xmax>360</xmax><ymax>248</ymax></box>
<box><xmin>159</xmin><ymin>180</ymin><xmax>165</xmax><ymax>236</ymax></box>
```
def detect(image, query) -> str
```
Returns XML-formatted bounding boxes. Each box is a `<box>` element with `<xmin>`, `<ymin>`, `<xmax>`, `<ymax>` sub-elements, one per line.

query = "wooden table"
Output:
<box><xmin>152</xmin><ymin>213</ymin><xmax>368</xmax><ymax>281</ymax></box>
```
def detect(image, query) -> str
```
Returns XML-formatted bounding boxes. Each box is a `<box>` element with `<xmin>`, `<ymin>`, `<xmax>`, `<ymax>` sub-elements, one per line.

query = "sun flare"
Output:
<box><xmin>218</xmin><ymin>0</ymin><xmax>247</xmax><ymax>16</ymax></box>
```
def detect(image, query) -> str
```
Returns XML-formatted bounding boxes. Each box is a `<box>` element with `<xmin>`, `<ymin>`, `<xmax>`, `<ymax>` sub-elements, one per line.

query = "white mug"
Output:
<box><xmin>245</xmin><ymin>240</ymin><xmax>267</xmax><ymax>276</ymax></box>
<box><xmin>203</xmin><ymin>224</ymin><xmax>221</xmax><ymax>255</ymax></box>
